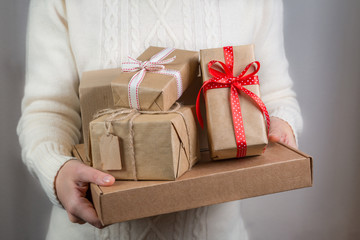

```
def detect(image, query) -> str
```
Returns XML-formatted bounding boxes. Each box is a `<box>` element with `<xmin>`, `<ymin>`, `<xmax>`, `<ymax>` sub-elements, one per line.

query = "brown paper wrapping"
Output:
<box><xmin>79</xmin><ymin>68</ymin><xmax>121</xmax><ymax>158</ymax></box>
<box><xmin>111</xmin><ymin>46</ymin><xmax>199</xmax><ymax>111</ymax></box>
<box><xmin>89</xmin><ymin>106</ymin><xmax>200</xmax><ymax>180</ymax></box>
<box><xmin>199</xmin><ymin>45</ymin><xmax>268</xmax><ymax>160</ymax></box>
<box><xmin>178</xmin><ymin>76</ymin><xmax>209</xmax><ymax>151</ymax></box>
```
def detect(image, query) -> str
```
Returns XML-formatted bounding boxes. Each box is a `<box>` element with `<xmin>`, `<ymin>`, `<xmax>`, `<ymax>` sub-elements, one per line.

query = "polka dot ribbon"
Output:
<box><xmin>122</xmin><ymin>48</ymin><xmax>183</xmax><ymax>109</ymax></box>
<box><xmin>196</xmin><ymin>46</ymin><xmax>270</xmax><ymax>158</ymax></box>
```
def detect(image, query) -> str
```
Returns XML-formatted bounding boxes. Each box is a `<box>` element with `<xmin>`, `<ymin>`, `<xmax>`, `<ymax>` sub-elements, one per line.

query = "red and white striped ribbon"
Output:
<box><xmin>122</xmin><ymin>48</ymin><xmax>183</xmax><ymax>109</ymax></box>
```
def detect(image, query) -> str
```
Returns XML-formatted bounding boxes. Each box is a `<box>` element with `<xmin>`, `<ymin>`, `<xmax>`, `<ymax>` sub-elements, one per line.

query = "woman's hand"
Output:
<box><xmin>55</xmin><ymin>160</ymin><xmax>115</xmax><ymax>228</ymax></box>
<box><xmin>269</xmin><ymin>116</ymin><xmax>297</xmax><ymax>149</ymax></box>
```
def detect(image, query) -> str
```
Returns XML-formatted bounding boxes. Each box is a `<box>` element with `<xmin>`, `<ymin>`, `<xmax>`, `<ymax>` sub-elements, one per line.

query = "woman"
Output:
<box><xmin>17</xmin><ymin>0</ymin><xmax>302</xmax><ymax>239</ymax></box>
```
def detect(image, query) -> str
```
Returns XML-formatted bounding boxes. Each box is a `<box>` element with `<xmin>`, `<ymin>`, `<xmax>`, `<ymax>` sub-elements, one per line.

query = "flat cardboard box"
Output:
<box><xmin>72</xmin><ymin>143</ymin><xmax>313</xmax><ymax>226</ymax></box>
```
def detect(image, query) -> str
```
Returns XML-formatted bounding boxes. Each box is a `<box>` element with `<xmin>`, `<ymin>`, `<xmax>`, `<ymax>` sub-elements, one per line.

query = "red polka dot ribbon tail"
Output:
<box><xmin>196</xmin><ymin>46</ymin><xmax>270</xmax><ymax>158</ymax></box>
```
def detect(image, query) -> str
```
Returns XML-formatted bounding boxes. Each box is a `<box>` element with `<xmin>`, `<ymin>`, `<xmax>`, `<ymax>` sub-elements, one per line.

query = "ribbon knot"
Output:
<box><xmin>196</xmin><ymin>46</ymin><xmax>270</xmax><ymax>158</ymax></box>
<box><xmin>123</xmin><ymin>57</ymin><xmax>175</xmax><ymax>72</ymax></box>
<box><xmin>206</xmin><ymin>58</ymin><xmax>261</xmax><ymax>87</ymax></box>
<box><xmin>121</xmin><ymin>48</ymin><xmax>183</xmax><ymax>109</ymax></box>
<box><xmin>139</xmin><ymin>60</ymin><xmax>150</xmax><ymax>70</ymax></box>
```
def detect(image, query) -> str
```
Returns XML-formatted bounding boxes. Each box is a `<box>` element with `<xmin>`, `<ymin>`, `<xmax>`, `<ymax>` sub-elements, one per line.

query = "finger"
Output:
<box><xmin>67</xmin><ymin>212</ymin><xmax>85</xmax><ymax>224</ymax></box>
<box><xmin>278</xmin><ymin>134</ymin><xmax>298</xmax><ymax>149</ymax></box>
<box><xmin>268</xmin><ymin>128</ymin><xmax>281</xmax><ymax>142</ymax></box>
<box><xmin>75</xmin><ymin>164</ymin><xmax>115</xmax><ymax>186</ymax></box>
<box><xmin>287</xmin><ymin>136</ymin><xmax>298</xmax><ymax>149</ymax></box>
<box><xmin>280</xmin><ymin>134</ymin><xmax>287</xmax><ymax>144</ymax></box>
<box><xmin>72</xmin><ymin>197</ymin><xmax>103</xmax><ymax>229</ymax></box>
<box><xmin>279</xmin><ymin>131</ymin><xmax>297</xmax><ymax>149</ymax></box>
<box><xmin>268</xmin><ymin>134</ymin><xmax>280</xmax><ymax>142</ymax></box>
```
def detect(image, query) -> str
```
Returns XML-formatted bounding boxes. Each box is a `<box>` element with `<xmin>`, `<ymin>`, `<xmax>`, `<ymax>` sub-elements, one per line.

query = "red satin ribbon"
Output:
<box><xmin>196</xmin><ymin>46</ymin><xmax>270</xmax><ymax>158</ymax></box>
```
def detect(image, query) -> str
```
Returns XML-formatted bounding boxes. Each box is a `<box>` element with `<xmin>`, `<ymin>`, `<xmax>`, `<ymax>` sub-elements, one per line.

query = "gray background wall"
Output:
<box><xmin>1</xmin><ymin>1</ymin><xmax>359</xmax><ymax>239</ymax></box>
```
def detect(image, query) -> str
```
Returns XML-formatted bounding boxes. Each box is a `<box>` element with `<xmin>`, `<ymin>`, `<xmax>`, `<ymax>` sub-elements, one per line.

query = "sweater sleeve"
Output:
<box><xmin>254</xmin><ymin>0</ymin><xmax>303</xmax><ymax>141</ymax></box>
<box><xmin>17</xmin><ymin>0</ymin><xmax>81</xmax><ymax>207</ymax></box>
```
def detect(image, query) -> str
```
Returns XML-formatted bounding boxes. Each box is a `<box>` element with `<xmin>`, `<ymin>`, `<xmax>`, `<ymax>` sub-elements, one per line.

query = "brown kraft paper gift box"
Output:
<box><xmin>111</xmin><ymin>46</ymin><xmax>199</xmax><ymax>111</ymax></box>
<box><xmin>89</xmin><ymin>105</ymin><xmax>200</xmax><ymax>180</ymax></box>
<box><xmin>199</xmin><ymin>44</ymin><xmax>268</xmax><ymax>160</ymax></box>
<box><xmin>72</xmin><ymin>142</ymin><xmax>313</xmax><ymax>226</ymax></box>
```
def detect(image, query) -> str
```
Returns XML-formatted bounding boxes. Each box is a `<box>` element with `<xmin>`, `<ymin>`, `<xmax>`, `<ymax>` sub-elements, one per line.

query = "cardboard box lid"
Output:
<box><xmin>73</xmin><ymin>143</ymin><xmax>313</xmax><ymax>225</ymax></box>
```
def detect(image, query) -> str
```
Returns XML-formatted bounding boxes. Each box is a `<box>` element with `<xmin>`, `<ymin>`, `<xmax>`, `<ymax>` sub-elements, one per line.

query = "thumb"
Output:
<box><xmin>268</xmin><ymin>127</ymin><xmax>281</xmax><ymax>142</ymax></box>
<box><xmin>75</xmin><ymin>164</ymin><xmax>115</xmax><ymax>186</ymax></box>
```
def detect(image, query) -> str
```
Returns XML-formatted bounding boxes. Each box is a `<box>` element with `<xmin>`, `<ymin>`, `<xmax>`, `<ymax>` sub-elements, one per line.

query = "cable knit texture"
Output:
<box><xmin>18</xmin><ymin>0</ymin><xmax>302</xmax><ymax>239</ymax></box>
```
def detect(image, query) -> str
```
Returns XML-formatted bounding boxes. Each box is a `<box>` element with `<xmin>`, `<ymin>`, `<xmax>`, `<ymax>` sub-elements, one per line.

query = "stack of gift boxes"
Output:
<box><xmin>79</xmin><ymin>44</ymin><xmax>268</xmax><ymax>182</ymax></box>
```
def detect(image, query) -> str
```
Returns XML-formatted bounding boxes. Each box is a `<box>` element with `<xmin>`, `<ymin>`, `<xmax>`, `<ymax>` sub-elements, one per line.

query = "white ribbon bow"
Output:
<box><xmin>121</xmin><ymin>48</ymin><xmax>183</xmax><ymax>109</ymax></box>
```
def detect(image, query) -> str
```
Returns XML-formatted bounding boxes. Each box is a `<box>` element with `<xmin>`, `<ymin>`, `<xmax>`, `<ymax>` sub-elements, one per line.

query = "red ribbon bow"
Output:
<box><xmin>196</xmin><ymin>46</ymin><xmax>270</xmax><ymax>158</ymax></box>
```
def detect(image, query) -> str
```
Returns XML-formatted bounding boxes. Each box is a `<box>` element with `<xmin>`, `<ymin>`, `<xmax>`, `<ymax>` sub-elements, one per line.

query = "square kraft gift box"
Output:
<box><xmin>72</xmin><ymin>142</ymin><xmax>313</xmax><ymax>226</ymax></box>
<box><xmin>89</xmin><ymin>105</ymin><xmax>200</xmax><ymax>180</ymax></box>
<box><xmin>199</xmin><ymin>45</ymin><xmax>269</xmax><ymax>160</ymax></box>
<box><xmin>111</xmin><ymin>46</ymin><xmax>199</xmax><ymax>111</ymax></box>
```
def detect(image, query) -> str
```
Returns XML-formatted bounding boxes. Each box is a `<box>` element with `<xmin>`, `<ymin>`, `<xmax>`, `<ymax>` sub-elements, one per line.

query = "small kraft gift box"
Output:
<box><xmin>198</xmin><ymin>44</ymin><xmax>269</xmax><ymax>160</ymax></box>
<box><xmin>79</xmin><ymin>47</ymin><xmax>199</xmax><ymax>157</ymax></box>
<box><xmin>111</xmin><ymin>47</ymin><xmax>199</xmax><ymax>111</ymax></box>
<box><xmin>89</xmin><ymin>104</ymin><xmax>200</xmax><ymax>180</ymax></box>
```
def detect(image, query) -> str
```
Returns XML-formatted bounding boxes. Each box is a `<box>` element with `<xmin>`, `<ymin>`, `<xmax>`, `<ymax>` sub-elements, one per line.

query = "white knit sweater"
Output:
<box><xmin>17</xmin><ymin>0</ymin><xmax>302</xmax><ymax>239</ymax></box>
